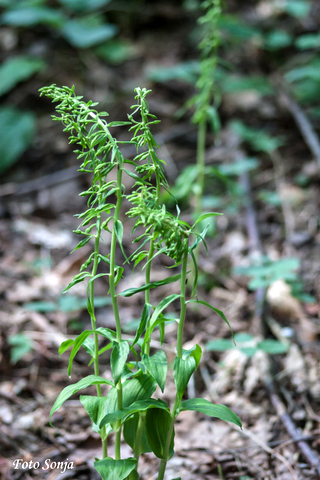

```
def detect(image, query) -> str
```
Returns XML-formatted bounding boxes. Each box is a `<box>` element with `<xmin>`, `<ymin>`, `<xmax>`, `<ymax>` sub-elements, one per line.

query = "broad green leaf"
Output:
<box><xmin>281</xmin><ymin>0</ymin><xmax>311</xmax><ymax>18</ymax></box>
<box><xmin>142</xmin><ymin>350</ymin><xmax>167</xmax><ymax>392</ymax></box>
<box><xmin>123</xmin><ymin>412</ymin><xmax>151</xmax><ymax>456</ymax></box>
<box><xmin>111</xmin><ymin>340</ymin><xmax>129</xmax><ymax>384</ymax></box>
<box><xmin>106</xmin><ymin>374</ymin><xmax>157</xmax><ymax>414</ymax></box>
<box><xmin>174</xmin><ymin>356</ymin><xmax>196</xmax><ymax>397</ymax></box>
<box><xmin>127</xmin><ymin>469</ymin><xmax>139</xmax><ymax>480</ymax></box>
<box><xmin>186</xmin><ymin>300</ymin><xmax>234</xmax><ymax>341</ymax></box>
<box><xmin>146</xmin><ymin>408</ymin><xmax>174</xmax><ymax>460</ymax></box>
<box><xmin>61</xmin><ymin>18</ymin><xmax>117</xmax><ymax>48</ymax></box>
<box><xmin>118</xmin><ymin>272</ymin><xmax>182</xmax><ymax>297</ymax></box>
<box><xmin>263</xmin><ymin>31</ymin><xmax>292</xmax><ymax>50</ymax></box>
<box><xmin>50</xmin><ymin>375</ymin><xmax>114</xmax><ymax>424</ymax></box>
<box><xmin>192</xmin><ymin>212</ymin><xmax>222</xmax><ymax>228</ymax></box>
<box><xmin>295</xmin><ymin>33</ymin><xmax>320</xmax><ymax>50</ymax></box>
<box><xmin>0</xmin><ymin>107</ymin><xmax>36</xmax><ymax>174</ymax></box>
<box><xmin>180</xmin><ymin>398</ymin><xmax>242</xmax><ymax>428</ymax></box>
<box><xmin>94</xmin><ymin>457</ymin><xmax>137</xmax><ymax>480</ymax></box>
<box><xmin>96</xmin><ymin>327</ymin><xmax>117</xmax><ymax>342</ymax></box>
<box><xmin>68</xmin><ymin>330</ymin><xmax>93</xmax><ymax>376</ymax></box>
<box><xmin>8</xmin><ymin>334</ymin><xmax>33</xmax><ymax>364</ymax></box>
<box><xmin>100</xmin><ymin>398</ymin><xmax>169</xmax><ymax>427</ymax></box>
<box><xmin>95</xmin><ymin>39</ymin><xmax>136</xmax><ymax>65</ymax></box>
<box><xmin>24</xmin><ymin>301</ymin><xmax>57</xmax><ymax>312</ymax></box>
<box><xmin>59</xmin><ymin>339</ymin><xmax>74</xmax><ymax>354</ymax></box>
<box><xmin>257</xmin><ymin>340</ymin><xmax>288</xmax><ymax>355</ymax></box>
<box><xmin>182</xmin><ymin>344</ymin><xmax>202</xmax><ymax>368</ymax></box>
<box><xmin>0</xmin><ymin>56</ymin><xmax>46</xmax><ymax>97</ymax></box>
<box><xmin>80</xmin><ymin>395</ymin><xmax>107</xmax><ymax>425</ymax></box>
<box><xmin>206</xmin><ymin>338</ymin><xmax>233</xmax><ymax>352</ymax></box>
<box><xmin>82</xmin><ymin>337</ymin><xmax>95</xmax><ymax>358</ymax></box>
<box><xmin>1</xmin><ymin>7</ymin><xmax>65</xmax><ymax>27</ymax></box>
<box><xmin>132</xmin><ymin>303</ymin><xmax>151</xmax><ymax>346</ymax></box>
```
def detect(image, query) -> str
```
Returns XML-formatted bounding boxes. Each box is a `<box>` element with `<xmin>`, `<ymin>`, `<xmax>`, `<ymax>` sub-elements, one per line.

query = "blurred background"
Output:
<box><xmin>1</xmin><ymin>0</ymin><xmax>320</xmax><ymax>479</ymax></box>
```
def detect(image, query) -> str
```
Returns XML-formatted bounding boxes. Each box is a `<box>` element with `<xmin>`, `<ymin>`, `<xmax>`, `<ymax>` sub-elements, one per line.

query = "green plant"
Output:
<box><xmin>39</xmin><ymin>84</ymin><xmax>241</xmax><ymax>480</ymax></box>
<box><xmin>206</xmin><ymin>332</ymin><xmax>288</xmax><ymax>357</ymax></box>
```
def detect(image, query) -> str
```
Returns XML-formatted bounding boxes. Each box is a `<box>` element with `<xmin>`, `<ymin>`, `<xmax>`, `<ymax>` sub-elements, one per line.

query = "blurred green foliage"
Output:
<box><xmin>206</xmin><ymin>332</ymin><xmax>289</xmax><ymax>357</ymax></box>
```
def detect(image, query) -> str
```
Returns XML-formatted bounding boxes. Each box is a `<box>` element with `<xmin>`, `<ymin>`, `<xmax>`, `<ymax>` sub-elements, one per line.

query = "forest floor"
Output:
<box><xmin>1</xmin><ymin>1</ymin><xmax>320</xmax><ymax>479</ymax></box>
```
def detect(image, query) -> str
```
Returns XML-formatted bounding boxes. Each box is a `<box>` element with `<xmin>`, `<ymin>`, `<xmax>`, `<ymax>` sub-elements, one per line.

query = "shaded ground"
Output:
<box><xmin>1</xmin><ymin>1</ymin><xmax>320</xmax><ymax>479</ymax></box>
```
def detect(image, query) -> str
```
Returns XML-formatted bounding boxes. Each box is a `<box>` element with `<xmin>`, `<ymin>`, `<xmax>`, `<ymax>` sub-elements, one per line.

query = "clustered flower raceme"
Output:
<box><xmin>127</xmin><ymin>185</ymin><xmax>190</xmax><ymax>263</ymax></box>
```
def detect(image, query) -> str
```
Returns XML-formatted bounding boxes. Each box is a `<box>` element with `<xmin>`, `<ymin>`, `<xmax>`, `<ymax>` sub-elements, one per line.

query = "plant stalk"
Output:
<box><xmin>109</xmin><ymin>162</ymin><xmax>124</xmax><ymax>459</ymax></box>
<box><xmin>157</xmin><ymin>244</ymin><xmax>189</xmax><ymax>480</ymax></box>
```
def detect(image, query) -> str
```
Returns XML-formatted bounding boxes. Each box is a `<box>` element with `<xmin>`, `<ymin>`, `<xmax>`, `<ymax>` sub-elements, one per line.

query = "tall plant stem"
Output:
<box><xmin>157</xmin><ymin>244</ymin><xmax>189</xmax><ymax>480</ymax></box>
<box><xmin>195</xmin><ymin>118</ymin><xmax>206</xmax><ymax>217</ymax></box>
<box><xmin>89</xmin><ymin>213</ymin><xmax>108</xmax><ymax>458</ymax></box>
<box><xmin>176</xmin><ymin>247</ymin><xmax>188</xmax><ymax>358</ymax></box>
<box><xmin>144</xmin><ymin>150</ymin><xmax>161</xmax><ymax>356</ymax></box>
<box><xmin>109</xmin><ymin>163</ymin><xmax>124</xmax><ymax>460</ymax></box>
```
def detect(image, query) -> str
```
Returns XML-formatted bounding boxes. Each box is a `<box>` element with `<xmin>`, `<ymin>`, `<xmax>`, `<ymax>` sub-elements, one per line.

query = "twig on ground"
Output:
<box><xmin>276</xmin><ymin>81</ymin><xmax>320</xmax><ymax>168</ymax></box>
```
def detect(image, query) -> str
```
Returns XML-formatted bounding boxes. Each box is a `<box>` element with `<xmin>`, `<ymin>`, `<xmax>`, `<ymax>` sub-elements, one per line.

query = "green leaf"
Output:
<box><xmin>111</xmin><ymin>340</ymin><xmax>129</xmax><ymax>384</ymax></box>
<box><xmin>1</xmin><ymin>6</ymin><xmax>65</xmax><ymax>27</ymax></box>
<box><xmin>95</xmin><ymin>39</ymin><xmax>136</xmax><ymax>65</ymax></box>
<box><xmin>61</xmin><ymin>18</ymin><xmax>117</xmax><ymax>48</ymax></box>
<box><xmin>106</xmin><ymin>374</ymin><xmax>157</xmax><ymax>414</ymax></box>
<box><xmin>206</xmin><ymin>338</ymin><xmax>233</xmax><ymax>352</ymax></box>
<box><xmin>142</xmin><ymin>350</ymin><xmax>167</xmax><ymax>392</ymax></box>
<box><xmin>0</xmin><ymin>56</ymin><xmax>46</xmax><ymax>97</ymax></box>
<box><xmin>82</xmin><ymin>337</ymin><xmax>95</xmax><ymax>359</ymax></box>
<box><xmin>94</xmin><ymin>458</ymin><xmax>137</xmax><ymax>480</ymax></box>
<box><xmin>180</xmin><ymin>398</ymin><xmax>242</xmax><ymax>428</ymax></box>
<box><xmin>50</xmin><ymin>375</ymin><xmax>113</xmax><ymax>424</ymax></box>
<box><xmin>118</xmin><ymin>272</ymin><xmax>182</xmax><ymax>297</ymax></box>
<box><xmin>263</xmin><ymin>30</ymin><xmax>292</xmax><ymax>50</ymax></box>
<box><xmin>174</xmin><ymin>356</ymin><xmax>196</xmax><ymax>397</ymax></box>
<box><xmin>281</xmin><ymin>0</ymin><xmax>311</xmax><ymax>18</ymax></box>
<box><xmin>132</xmin><ymin>303</ymin><xmax>151</xmax><ymax>346</ymax></box>
<box><xmin>59</xmin><ymin>339</ymin><xmax>74</xmax><ymax>355</ymax></box>
<box><xmin>68</xmin><ymin>330</ymin><xmax>93</xmax><ymax>377</ymax></box>
<box><xmin>80</xmin><ymin>395</ymin><xmax>107</xmax><ymax>427</ymax></box>
<box><xmin>96</xmin><ymin>327</ymin><xmax>117</xmax><ymax>342</ymax></box>
<box><xmin>149</xmin><ymin>294</ymin><xmax>180</xmax><ymax>329</ymax></box>
<box><xmin>186</xmin><ymin>300</ymin><xmax>234</xmax><ymax>341</ymax></box>
<box><xmin>295</xmin><ymin>33</ymin><xmax>320</xmax><ymax>50</ymax></box>
<box><xmin>183</xmin><ymin>344</ymin><xmax>202</xmax><ymax>368</ymax></box>
<box><xmin>145</xmin><ymin>408</ymin><xmax>174</xmax><ymax>460</ymax></box>
<box><xmin>0</xmin><ymin>107</ymin><xmax>36</xmax><ymax>174</ymax></box>
<box><xmin>123</xmin><ymin>412</ymin><xmax>151</xmax><ymax>456</ymax></box>
<box><xmin>257</xmin><ymin>340</ymin><xmax>288</xmax><ymax>355</ymax></box>
<box><xmin>114</xmin><ymin>219</ymin><xmax>129</xmax><ymax>262</ymax></box>
<box><xmin>62</xmin><ymin>272</ymin><xmax>91</xmax><ymax>293</ymax></box>
<box><xmin>100</xmin><ymin>398</ymin><xmax>169</xmax><ymax>427</ymax></box>
<box><xmin>24</xmin><ymin>301</ymin><xmax>57</xmax><ymax>312</ymax></box>
<box><xmin>8</xmin><ymin>334</ymin><xmax>33</xmax><ymax>364</ymax></box>
<box><xmin>192</xmin><ymin>212</ymin><xmax>222</xmax><ymax>228</ymax></box>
